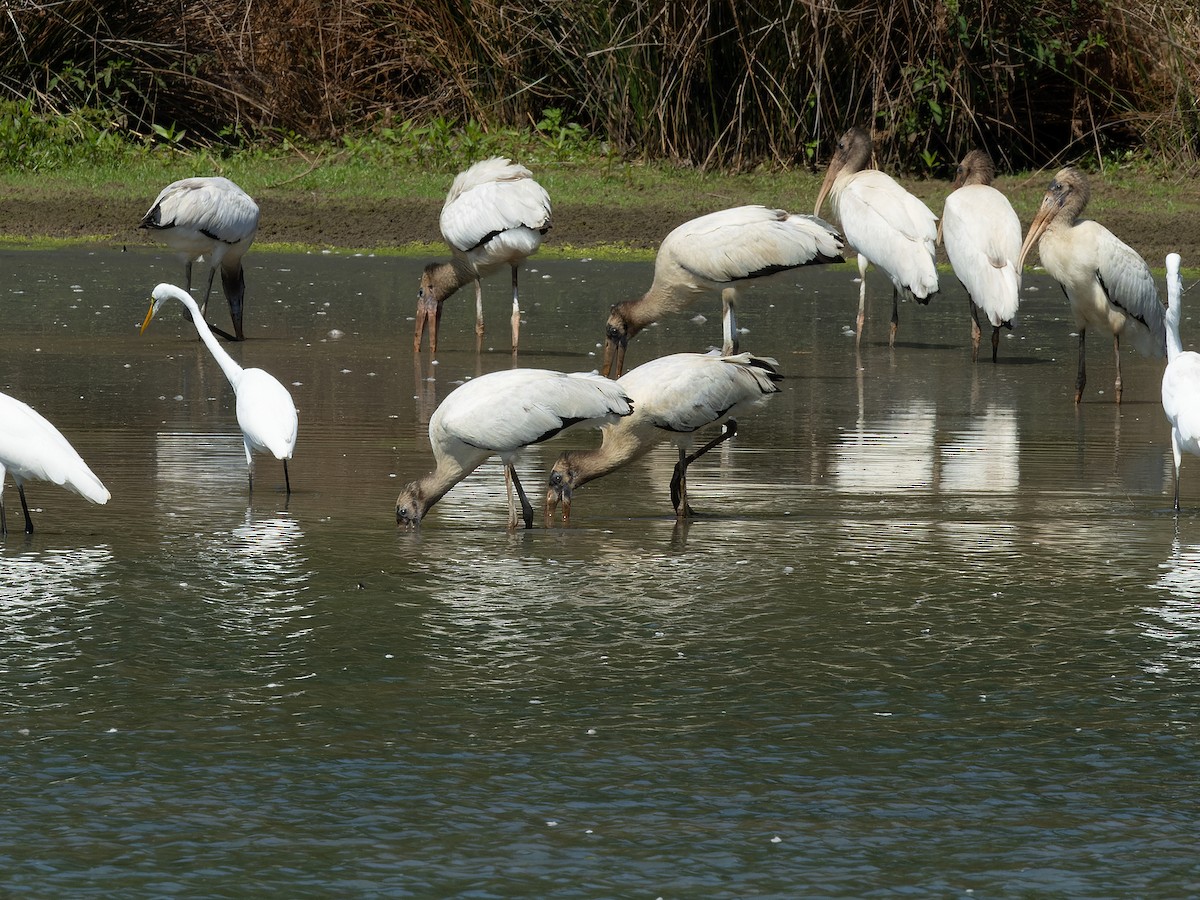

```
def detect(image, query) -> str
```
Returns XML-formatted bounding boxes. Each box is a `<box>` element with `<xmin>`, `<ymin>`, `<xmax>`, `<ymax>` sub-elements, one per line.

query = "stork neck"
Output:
<box><xmin>565</xmin><ymin>423</ymin><xmax>656</xmax><ymax>488</ymax></box>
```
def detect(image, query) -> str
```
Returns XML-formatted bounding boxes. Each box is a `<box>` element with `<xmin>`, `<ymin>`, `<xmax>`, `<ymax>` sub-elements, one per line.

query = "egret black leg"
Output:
<box><xmin>283</xmin><ymin>460</ymin><xmax>292</xmax><ymax>495</ymax></box>
<box><xmin>18</xmin><ymin>485</ymin><xmax>34</xmax><ymax>534</ymax></box>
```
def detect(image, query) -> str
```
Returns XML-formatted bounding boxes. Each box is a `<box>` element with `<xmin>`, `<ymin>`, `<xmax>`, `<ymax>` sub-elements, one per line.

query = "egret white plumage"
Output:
<box><xmin>546</xmin><ymin>352</ymin><xmax>781</xmax><ymax>521</ymax></box>
<box><xmin>1018</xmin><ymin>166</ymin><xmax>1165</xmax><ymax>404</ymax></box>
<box><xmin>415</xmin><ymin>157</ymin><xmax>552</xmax><ymax>353</ymax></box>
<box><xmin>600</xmin><ymin>205</ymin><xmax>842</xmax><ymax>377</ymax></box>
<box><xmin>940</xmin><ymin>149</ymin><xmax>1022</xmax><ymax>362</ymax></box>
<box><xmin>395</xmin><ymin>368</ymin><xmax>632</xmax><ymax>529</ymax></box>
<box><xmin>140</xmin><ymin>176</ymin><xmax>260</xmax><ymax>341</ymax></box>
<box><xmin>141</xmin><ymin>284</ymin><xmax>298</xmax><ymax>494</ymax></box>
<box><xmin>0</xmin><ymin>390</ymin><xmax>110</xmax><ymax>535</ymax></box>
<box><xmin>1162</xmin><ymin>253</ymin><xmax>1200</xmax><ymax>510</ymax></box>
<box><xmin>814</xmin><ymin>126</ymin><xmax>939</xmax><ymax>346</ymax></box>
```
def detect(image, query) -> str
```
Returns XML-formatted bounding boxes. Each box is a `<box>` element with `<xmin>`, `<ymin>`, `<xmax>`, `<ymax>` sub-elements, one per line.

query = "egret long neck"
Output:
<box><xmin>1167</xmin><ymin>303</ymin><xmax>1184</xmax><ymax>362</ymax></box>
<box><xmin>183</xmin><ymin>300</ymin><xmax>245</xmax><ymax>387</ymax></box>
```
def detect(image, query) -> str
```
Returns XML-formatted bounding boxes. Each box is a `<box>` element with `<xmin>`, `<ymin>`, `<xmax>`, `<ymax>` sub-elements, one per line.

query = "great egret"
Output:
<box><xmin>415</xmin><ymin>157</ymin><xmax>552</xmax><ymax>353</ymax></box>
<box><xmin>140</xmin><ymin>176</ymin><xmax>260</xmax><ymax>341</ymax></box>
<box><xmin>0</xmin><ymin>390</ymin><xmax>110</xmax><ymax>535</ymax></box>
<box><xmin>814</xmin><ymin>126</ymin><xmax>939</xmax><ymax>346</ymax></box>
<box><xmin>600</xmin><ymin>205</ymin><xmax>842</xmax><ymax>377</ymax></box>
<box><xmin>141</xmin><ymin>283</ymin><xmax>298</xmax><ymax>494</ymax></box>
<box><xmin>546</xmin><ymin>352</ymin><xmax>781</xmax><ymax>521</ymax></box>
<box><xmin>1018</xmin><ymin>167</ymin><xmax>1165</xmax><ymax>404</ymax></box>
<box><xmin>1162</xmin><ymin>253</ymin><xmax>1200</xmax><ymax>510</ymax></box>
<box><xmin>395</xmin><ymin>368</ymin><xmax>632</xmax><ymax>529</ymax></box>
<box><xmin>940</xmin><ymin>149</ymin><xmax>1022</xmax><ymax>362</ymax></box>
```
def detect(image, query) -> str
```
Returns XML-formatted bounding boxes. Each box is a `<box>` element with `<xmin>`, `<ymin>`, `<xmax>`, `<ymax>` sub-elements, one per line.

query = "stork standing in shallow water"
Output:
<box><xmin>546</xmin><ymin>352</ymin><xmax>781</xmax><ymax>521</ymax></box>
<box><xmin>395</xmin><ymin>368</ymin><xmax>632</xmax><ymax>530</ymax></box>
<box><xmin>1018</xmin><ymin>166</ymin><xmax>1165</xmax><ymax>404</ymax></box>
<box><xmin>1161</xmin><ymin>253</ymin><xmax>1200</xmax><ymax>510</ymax></box>
<box><xmin>940</xmin><ymin>149</ymin><xmax>1022</xmax><ymax>362</ymax></box>
<box><xmin>415</xmin><ymin>157</ymin><xmax>552</xmax><ymax>354</ymax></box>
<box><xmin>600</xmin><ymin>205</ymin><xmax>842</xmax><ymax>378</ymax></box>
<box><xmin>140</xmin><ymin>176</ymin><xmax>260</xmax><ymax>341</ymax></box>
<box><xmin>814</xmin><ymin>126</ymin><xmax>939</xmax><ymax>347</ymax></box>
<box><xmin>0</xmin><ymin>391</ymin><xmax>110</xmax><ymax>535</ymax></box>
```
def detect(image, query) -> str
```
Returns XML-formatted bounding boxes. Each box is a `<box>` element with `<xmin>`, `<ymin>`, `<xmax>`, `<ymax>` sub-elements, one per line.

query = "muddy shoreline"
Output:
<box><xmin>2</xmin><ymin>181</ymin><xmax>1197</xmax><ymax>268</ymax></box>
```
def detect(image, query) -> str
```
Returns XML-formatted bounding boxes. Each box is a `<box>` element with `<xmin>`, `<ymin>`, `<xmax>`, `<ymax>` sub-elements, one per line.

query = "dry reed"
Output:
<box><xmin>0</xmin><ymin>0</ymin><xmax>1196</xmax><ymax>171</ymax></box>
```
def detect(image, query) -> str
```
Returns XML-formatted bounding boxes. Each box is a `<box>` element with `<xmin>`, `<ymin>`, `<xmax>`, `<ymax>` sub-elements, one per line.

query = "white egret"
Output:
<box><xmin>415</xmin><ymin>157</ymin><xmax>552</xmax><ymax>353</ymax></box>
<box><xmin>546</xmin><ymin>352</ymin><xmax>781</xmax><ymax>521</ymax></box>
<box><xmin>140</xmin><ymin>176</ymin><xmax>260</xmax><ymax>341</ymax></box>
<box><xmin>1018</xmin><ymin>166</ymin><xmax>1165</xmax><ymax>404</ymax></box>
<box><xmin>940</xmin><ymin>149</ymin><xmax>1022</xmax><ymax>362</ymax></box>
<box><xmin>141</xmin><ymin>283</ymin><xmax>298</xmax><ymax>494</ymax></box>
<box><xmin>814</xmin><ymin>126</ymin><xmax>939</xmax><ymax>346</ymax></box>
<box><xmin>1162</xmin><ymin>253</ymin><xmax>1200</xmax><ymax>510</ymax></box>
<box><xmin>0</xmin><ymin>390</ymin><xmax>110</xmax><ymax>535</ymax></box>
<box><xmin>395</xmin><ymin>368</ymin><xmax>632</xmax><ymax>529</ymax></box>
<box><xmin>601</xmin><ymin>205</ymin><xmax>843</xmax><ymax>377</ymax></box>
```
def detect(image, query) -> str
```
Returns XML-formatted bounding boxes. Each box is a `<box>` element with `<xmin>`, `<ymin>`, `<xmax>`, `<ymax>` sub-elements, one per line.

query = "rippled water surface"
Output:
<box><xmin>2</xmin><ymin>246</ymin><xmax>1199</xmax><ymax>896</ymax></box>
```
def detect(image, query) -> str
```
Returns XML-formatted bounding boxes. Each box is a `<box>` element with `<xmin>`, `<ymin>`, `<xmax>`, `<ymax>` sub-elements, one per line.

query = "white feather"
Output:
<box><xmin>942</xmin><ymin>183</ymin><xmax>1022</xmax><ymax>327</ymax></box>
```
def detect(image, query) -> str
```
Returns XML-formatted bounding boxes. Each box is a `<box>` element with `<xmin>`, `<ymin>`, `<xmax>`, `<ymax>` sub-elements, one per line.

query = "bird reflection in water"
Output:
<box><xmin>1148</xmin><ymin>535</ymin><xmax>1200</xmax><ymax>674</ymax></box>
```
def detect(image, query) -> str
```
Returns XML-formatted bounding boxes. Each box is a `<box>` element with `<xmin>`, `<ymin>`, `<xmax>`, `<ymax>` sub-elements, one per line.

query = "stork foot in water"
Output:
<box><xmin>670</xmin><ymin>421</ymin><xmax>739</xmax><ymax>519</ymax></box>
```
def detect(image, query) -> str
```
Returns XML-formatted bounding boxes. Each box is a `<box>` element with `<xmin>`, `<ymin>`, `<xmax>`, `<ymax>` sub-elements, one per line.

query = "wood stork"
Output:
<box><xmin>1018</xmin><ymin>166</ymin><xmax>1165</xmax><ymax>404</ymax></box>
<box><xmin>0</xmin><ymin>390</ymin><xmax>110</xmax><ymax>535</ymax></box>
<box><xmin>395</xmin><ymin>368</ymin><xmax>632</xmax><ymax>530</ymax></box>
<box><xmin>140</xmin><ymin>177</ymin><xmax>260</xmax><ymax>342</ymax></box>
<box><xmin>1162</xmin><ymin>253</ymin><xmax>1200</xmax><ymax>509</ymax></box>
<box><xmin>141</xmin><ymin>284</ymin><xmax>298</xmax><ymax>494</ymax></box>
<box><xmin>814</xmin><ymin>126</ymin><xmax>939</xmax><ymax>346</ymax></box>
<box><xmin>415</xmin><ymin>157</ymin><xmax>552</xmax><ymax>354</ymax></box>
<box><xmin>600</xmin><ymin>205</ymin><xmax>843</xmax><ymax>378</ymax></box>
<box><xmin>940</xmin><ymin>149</ymin><xmax>1022</xmax><ymax>362</ymax></box>
<box><xmin>546</xmin><ymin>352</ymin><xmax>781</xmax><ymax>521</ymax></box>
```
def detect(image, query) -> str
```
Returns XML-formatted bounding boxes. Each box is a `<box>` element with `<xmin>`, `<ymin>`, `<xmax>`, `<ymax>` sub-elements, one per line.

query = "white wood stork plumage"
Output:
<box><xmin>814</xmin><ymin>126</ymin><xmax>939</xmax><ymax>346</ymax></box>
<box><xmin>600</xmin><ymin>205</ymin><xmax>843</xmax><ymax>378</ymax></box>
<box><xmin>940</xmin><ymin>149</ymin><xmax>1022</xmax><ymax>362</ymax></box>
<box><xmin>141</xmin><ymin>284</ymin><xmax>298</xmax><ymax>495</ymax></box>
<box><xmin>546</xmin><ymin>352</ymin><xmax>781</xmax><ymax>521</ymax></box>
<box><xmin>1162</xmin><ymin>252</ymin><xmax>1200</xmax><ymax>510</ymax></box>
<box><xmin>415</xmin><ymin>157</ymin><xmax>552</xmax><ymax>354</ymax></box>
<box><xmin>0</xmin><ymin>390</ymin><xmax>110</xmax><ymax>535</ymax></box>
<box><xmin>140</xmin><ymin>176</ymin><xmax>260</xmax><ymax>342</ymax></box>
<box><xmin>1018</xmin><ymin>166</ymin><xmax>1165</xmax><ymax>404</ymax></box>
<box><xmin>395</xmin><ymin>368</ymin><xmax>632</xmax><ymax>529</ymax></box>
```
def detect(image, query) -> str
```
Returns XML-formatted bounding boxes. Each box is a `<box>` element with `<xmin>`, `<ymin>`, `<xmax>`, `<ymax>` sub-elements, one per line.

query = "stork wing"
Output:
<box><xmin>440</xmin><ymin>160</ymin><xmax>552</xmax><ymax>253</ymax></box>
<box><xmin>148</xmin><ymin>178</ymin><xmax>260</xmax><ymax>244</ymax></box>
<box><xmin>436</xmin><ymin>370</ymin><xmax>631</xmax><ymax>453</ymax></box>
<box><xmin>942</xmin><ymin>185</ymin><xmax>1022</xmax><ymax>325</ymax></box>
<box><xmin>1089</xmin><ymin>223</ymin><xmax>1166</xmax><ymax>356</ymax></box>
<box><xmin>664</xmin><ymin>206</ymin><xmax>842</xmax><ymax>285</ymax></box>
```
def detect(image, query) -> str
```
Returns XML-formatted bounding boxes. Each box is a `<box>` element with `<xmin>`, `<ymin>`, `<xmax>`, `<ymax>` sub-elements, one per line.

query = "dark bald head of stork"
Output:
<box><xmin>545</xmin><ymin>455</ymin><xmax>577</xmax><ymax>523</ymax></box>
<box><xmin>601</xmin><ymin>302</ymin><xmax>644</xmax><ymax>379</ymax></box>
<box><xmin>1018</xmin><ymin>166</ymin><xmax>1091</xmax><ymax>272</ymax></box>
<box><xmin>951</xmin><ymin>149</ymin><xmax>997</xmax><ymax>190</ymax></box>
<box><xmin>938</xmin><ymin>149</ymin><xmax>1000</xmax><ymax>245</ymax></box>
<box><xmin>395</xmin><ymin>481</ymin><xmax>428</xmax><ymax>529</ymax></box>
<box><xmin>814</xmin><ymin>126</ymin><xmax>874</xmax><ymax>217</ymax></box>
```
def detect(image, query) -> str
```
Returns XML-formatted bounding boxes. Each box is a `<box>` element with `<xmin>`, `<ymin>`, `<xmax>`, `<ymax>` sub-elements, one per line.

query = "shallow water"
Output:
<box><xmin>2</xmin><ymin>245</ymin><xmax>1199</xmax><ymax>896</ymax></box>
